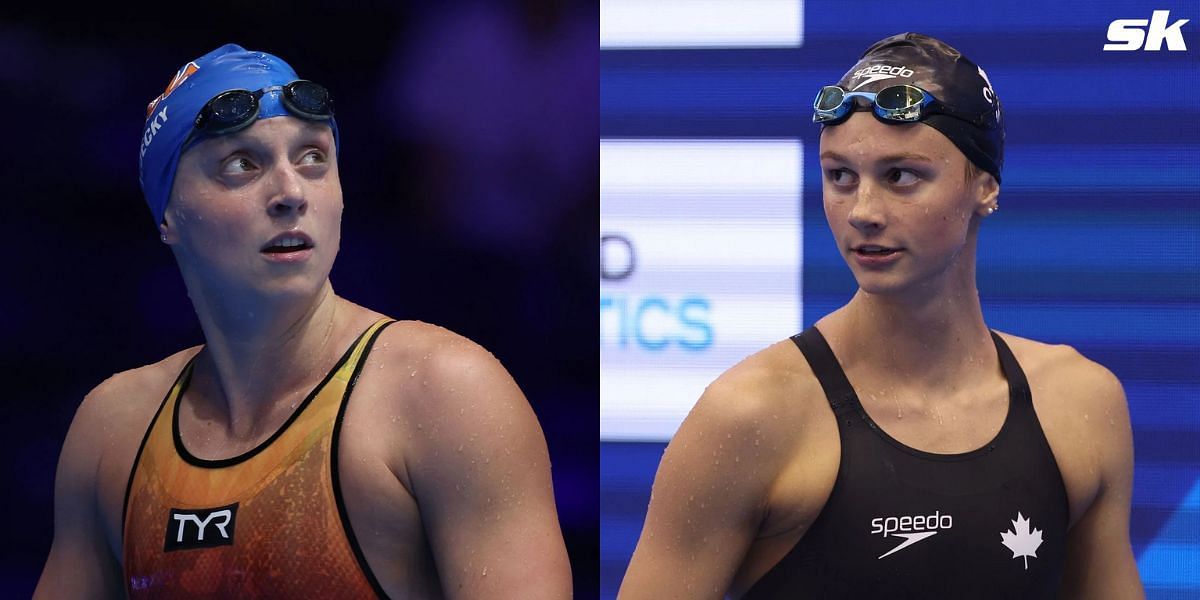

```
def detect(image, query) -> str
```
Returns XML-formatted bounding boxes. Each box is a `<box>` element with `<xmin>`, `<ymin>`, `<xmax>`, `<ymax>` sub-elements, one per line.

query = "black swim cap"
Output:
<box><xmin>830</xmin><ymin>32</ymin><xmax>1004</xmax><ymax>183</ymax></box>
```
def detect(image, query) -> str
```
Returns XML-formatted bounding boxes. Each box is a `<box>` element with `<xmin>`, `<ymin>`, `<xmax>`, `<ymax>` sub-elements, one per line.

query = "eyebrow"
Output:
<box><xmin>819</xmin><ymin>151</ymin><xmax>935</xmax><ymax>164</ymax></box>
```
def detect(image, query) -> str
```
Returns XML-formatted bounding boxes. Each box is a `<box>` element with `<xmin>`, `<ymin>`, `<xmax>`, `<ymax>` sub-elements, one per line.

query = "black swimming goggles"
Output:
<box><xmin>813</xmin><ymin>84</ymin><xmax>995</xmax><ymax>129</ymax></box>
<box><xmin>185</xmin><ymin>80</ymin><xmax>334</xmax><ymax>147</ymax></box>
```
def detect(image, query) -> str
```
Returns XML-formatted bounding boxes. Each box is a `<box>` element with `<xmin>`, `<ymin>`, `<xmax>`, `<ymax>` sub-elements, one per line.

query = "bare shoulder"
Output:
<box><xmin>682</xmin><ymin>337</ymin><xmax>824</xmax><ymax>447</ymax></box>
<box><xmin>369</xmin><ymin>320</ymin><xmax>526</xmax><ymax>416</ymax></box>
<box><xmin>994</xmin><ymin>332</ymin><xmax>1132</xmax><ymax>525</ymax></box>
<box><xmin>620</xmin><ymin>338</ymin><xmax>833</xmax><ymax>597</ymax></box>
<box><xmin>660</xmin><ymin>337</ymin><xmax>830</xmax><ymax>510</ymax></box>
<box><xmin>356</xmin><ymin>323</ymin><xmax>568</xmax><ymax>595</ymax></box>
<box><xmin>362</xmin><ymin>320</ymin><xmax>543</xmax><ymax>471</ymax></box>
<box><xmin>71</xmin><ymin>348</ymin><xmax>200</xmax><ymax>454</ymax></box>
<box><xmin>53</xmin><ymin>347</ymin><xmax>203</xmax><ymax>562</ymax></box>
<box><xmin>994</xmin><ymin>332</ymin><xmax>1125</xmax><ymax>414</ymax></box>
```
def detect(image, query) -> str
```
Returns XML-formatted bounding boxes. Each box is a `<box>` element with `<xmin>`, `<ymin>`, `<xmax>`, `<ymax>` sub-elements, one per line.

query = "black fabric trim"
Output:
<box><xmin>796</xmin><ymin>326</ymin><xmax>1019</xmax><ymax>462</ymax></box>
<box><xmin>172</xmin><ymin>324</ymin><xmax>378</xmax><ymax>469</ymax></box>
<box><xmin>992</xmin><ymin>332</ymin><xmax>1072</xmax><ymax>522</ymax></box>
<box><xmin>122</xmin><ymin>354</ymin><xmax>198</xmax><ymax>544</ymax></box>
<box><xmin>330</xmin><ymin>320</ymin><xmax>395</xmax><ymax>600</ymax></box>
<box><xmin>990</xmin><ymin>331</ymin><xmax>1031</xmax><ymax>404</ymax></box>
<box><xmin>791</xmin><ymin>329</ymin><xmax>859</xmax><ymax>417</ymax></box>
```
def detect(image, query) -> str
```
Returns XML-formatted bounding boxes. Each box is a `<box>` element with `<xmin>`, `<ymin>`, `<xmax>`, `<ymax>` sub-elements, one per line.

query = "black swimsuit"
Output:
<box><xmin>743</xmin><ymin>328</ymin><xmax>1069</xmax><ymax>599</ymax></box>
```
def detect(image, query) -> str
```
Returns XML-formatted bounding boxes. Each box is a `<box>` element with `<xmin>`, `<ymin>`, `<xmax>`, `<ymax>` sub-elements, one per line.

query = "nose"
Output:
<box><xmin>266</xmin><ymin>164</ymin><xmax>307</xmax><ymax>218</ymax></box>
<box><xmin>846</xmin><ymin>180</ymin><xmax>886</xmax><ymax>234</ymax></box>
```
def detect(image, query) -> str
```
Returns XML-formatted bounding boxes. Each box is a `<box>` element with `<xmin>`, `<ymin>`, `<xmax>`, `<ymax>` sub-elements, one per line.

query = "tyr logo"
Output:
<box><xmin>163</xmin><ymin>503</ymin><xmax>238</xmax><ymax>552</ymax></box>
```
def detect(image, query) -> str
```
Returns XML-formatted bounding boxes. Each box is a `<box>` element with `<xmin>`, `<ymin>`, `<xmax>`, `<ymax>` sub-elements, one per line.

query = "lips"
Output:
<box><xmin>852</xmin><ymin>244</ymin><xmax>903</xmax><ymax>257</ymax></box>
<box><xmin>850</xmin><ymin>244</ymin><xmax>904</xmax><ymax>269</ymax></box>
<box><xmin>261</xmin><ymin>231</ymin><xmax>314</xmax><ymax>254</ymax></box>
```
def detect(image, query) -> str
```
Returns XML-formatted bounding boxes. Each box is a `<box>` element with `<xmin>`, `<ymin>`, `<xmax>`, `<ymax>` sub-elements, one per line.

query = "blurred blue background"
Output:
<box><xmin>0</xmin><ymin>1</ymin><xmax>597</xmax><ymax>596</ymax></box>
<box><xmin>601</xmin><ymin>0</ymin><xmax>1198</xmax><ymax>598</ymax></box>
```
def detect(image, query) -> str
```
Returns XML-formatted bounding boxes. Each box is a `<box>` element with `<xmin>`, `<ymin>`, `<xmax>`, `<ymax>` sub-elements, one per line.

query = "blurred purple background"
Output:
<box><xmin>0</xmin><ymin>1</ymin><xmax>597</xmax><ymax>595</ymax></box>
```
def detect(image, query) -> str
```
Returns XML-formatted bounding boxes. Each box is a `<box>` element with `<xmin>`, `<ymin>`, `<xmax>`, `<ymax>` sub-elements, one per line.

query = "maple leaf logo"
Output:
<box><xmin>1000</xmin><ymin>512</ymin><xmax>1044</xmax><ymax>569</ymax></box>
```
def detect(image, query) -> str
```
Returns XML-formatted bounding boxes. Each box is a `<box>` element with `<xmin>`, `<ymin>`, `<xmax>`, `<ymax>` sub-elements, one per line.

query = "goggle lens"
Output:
<box><xmin>815</xmin><ymin>86</ymin><xmax>845</xmax><ymax>111</ymax></box>
<box><xmin>282</xmin><ymin>80</ymin><xmax>333</xmax><ymax>119</ymax></box>
<box><xmin>196</xmin><ymin>90</ymin><xmax>261</xmax><ymax>135</ymax></box>
<box><xmin>190</xmin><ymin>81</ymin><xmax>334</xmax><ymax>143</ymax></box>
<box><xmin>875</xmin><ymin>85</ymin><xmax>925</xmax><ymax>111</ymax></box>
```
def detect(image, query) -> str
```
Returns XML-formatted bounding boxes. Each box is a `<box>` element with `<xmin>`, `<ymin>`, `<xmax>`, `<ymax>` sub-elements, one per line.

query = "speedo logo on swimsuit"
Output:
<box><xmin>850</xmin><ymin>64</ymin><xmax>915</xmax><ymax>91</ymax></box>
<box><xmin>163</xmin><ymin>502</ymin><xmax>239</xmax><ymax>552</ymax></box>
<box><xmin>870</xmin><ymin>510</ymin><xmax>953</xmax><ymax>559</ymax></box>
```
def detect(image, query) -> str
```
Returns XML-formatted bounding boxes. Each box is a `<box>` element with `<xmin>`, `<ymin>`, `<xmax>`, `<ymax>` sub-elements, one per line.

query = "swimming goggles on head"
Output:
<box><xmin>184</xmin><ymin>80</ymin><xmax>334</xmax><ymax>147</ymax></box>
<box><xmin>812</xmin><ymin>84</ymin><xmax>995</xmax><ymax>129</ymax></box>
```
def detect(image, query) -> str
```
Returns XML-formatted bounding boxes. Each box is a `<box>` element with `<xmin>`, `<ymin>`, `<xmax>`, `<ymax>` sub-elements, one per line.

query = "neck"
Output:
<box><xmin>820</xmin><ymin>261</ymin><xmax>995</xmax><ymax>390</ymax></box>
<box><xmin>186</xmin><ymin>279</ymin><xmax>345</xmax><ymax>436</ymax></box>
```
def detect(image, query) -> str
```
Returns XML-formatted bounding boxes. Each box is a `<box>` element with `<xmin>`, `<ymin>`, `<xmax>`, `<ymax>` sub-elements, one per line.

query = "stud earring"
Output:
<box><xmin>161</xmin><ymin>233</ymin><xmax>168</xmax><ymax>242</ymax></box>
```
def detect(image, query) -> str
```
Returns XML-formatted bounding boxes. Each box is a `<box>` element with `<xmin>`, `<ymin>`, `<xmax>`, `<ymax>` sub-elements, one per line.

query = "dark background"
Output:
<box><xmin>1</xmin><ymin>1</ymin><xmax>598</xmax><ymax>596</ymax></box>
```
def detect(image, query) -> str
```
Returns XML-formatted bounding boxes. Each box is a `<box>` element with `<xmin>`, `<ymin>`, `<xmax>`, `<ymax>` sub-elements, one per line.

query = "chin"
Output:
<box><xmin>854</xmin><ymin>278</ymin><xmax>909</xmax><ymax>297</ymax></box>
<box><xmin>265</xmin><ymin>274</ymin><xmax>329</xmax><ymax>299</ymax></box>
<box><xmin>245</xmin><ymin>267</ymin><xmax>330</xmax><ymax>302</ymax></box>
<box><xmin>850</xmin><ymin>262</ymin><xmax>966</xmax><ymax>300</ymax></box>
<box><xmin>848</xmin><ymin>267</ymin><xmax>921</xmax><ymax>297</ymax></box>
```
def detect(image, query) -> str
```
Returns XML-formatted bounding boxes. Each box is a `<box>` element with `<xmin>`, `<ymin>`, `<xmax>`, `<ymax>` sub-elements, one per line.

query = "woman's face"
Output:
<box><xmin>162</xmin><ymin>116</ymin><xmax>342</xmax><ymax>304</ymax></box>
<box><xmin>819</xmin><ymin>111</ymin><xmax>997</xmax><ymax>298</ymax></box>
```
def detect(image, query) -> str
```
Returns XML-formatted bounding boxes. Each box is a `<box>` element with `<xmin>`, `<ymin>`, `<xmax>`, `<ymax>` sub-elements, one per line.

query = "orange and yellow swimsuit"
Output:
<box><xmin>123</xmin><ymin>319</ymin><xmax>394</xmax><ymax>598</ymax></box>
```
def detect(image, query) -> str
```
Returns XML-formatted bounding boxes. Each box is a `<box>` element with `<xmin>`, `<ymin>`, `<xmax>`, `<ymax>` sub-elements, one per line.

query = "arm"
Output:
<box><xmin>408</xmin><ymin>337</ymin><xmax>571</xmax><ymax>599</ymax></box>
<box><xmin>1059</xmin><ymin>367</ymin><xmax>1144</xmax><ymax>599</ymax></box>
<box><xmin>34</xmin><ymin>389</ymin><xmax>125</xmax><ymax>599</ymax></box>
<box><xmin>619</xmin><ymin>366</ymin><xmax>797</xmax><ymax>600</ymax></box>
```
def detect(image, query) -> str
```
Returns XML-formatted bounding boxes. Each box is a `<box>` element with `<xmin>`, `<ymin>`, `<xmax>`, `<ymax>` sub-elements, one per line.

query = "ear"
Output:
<box><xmin>158</xmin><ymin>217</ymin><xmax>174</xmax><ymax>244</ymax></box>
<box><xmin>971</xmin><ymin>171</ymin><xmax>1000</xmax><ymax>217</ymax></box>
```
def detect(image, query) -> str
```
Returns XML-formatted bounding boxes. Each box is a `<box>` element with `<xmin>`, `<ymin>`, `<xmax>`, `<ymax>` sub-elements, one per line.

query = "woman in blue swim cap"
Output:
<box><xmin>37</xmin><ymin>43</ymin><xmax>572</xmax><ymax>599</ymax></box>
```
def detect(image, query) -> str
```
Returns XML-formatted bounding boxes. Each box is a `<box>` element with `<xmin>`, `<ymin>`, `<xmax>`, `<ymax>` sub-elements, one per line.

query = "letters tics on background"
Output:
<box><xmin>600</xmin><ymin>140</ymin><xmax>802</xmax><ymax>440</ymax></box>
<box><xmin>599</xmin><ymin>1</ymin><xmax>1200</xmax><ymax>599</ymax></box>
<box><xmin>600</xmin><ymin>0</ymin><xmax>804</xmax><ymax>441</ymax></box>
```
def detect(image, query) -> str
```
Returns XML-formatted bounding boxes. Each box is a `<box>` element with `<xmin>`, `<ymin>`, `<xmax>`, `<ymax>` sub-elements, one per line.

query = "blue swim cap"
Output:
<box><xmin>138</xmin><ymin>43</ymin><xmax>340</xmax><ymax>227</ymax></box>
